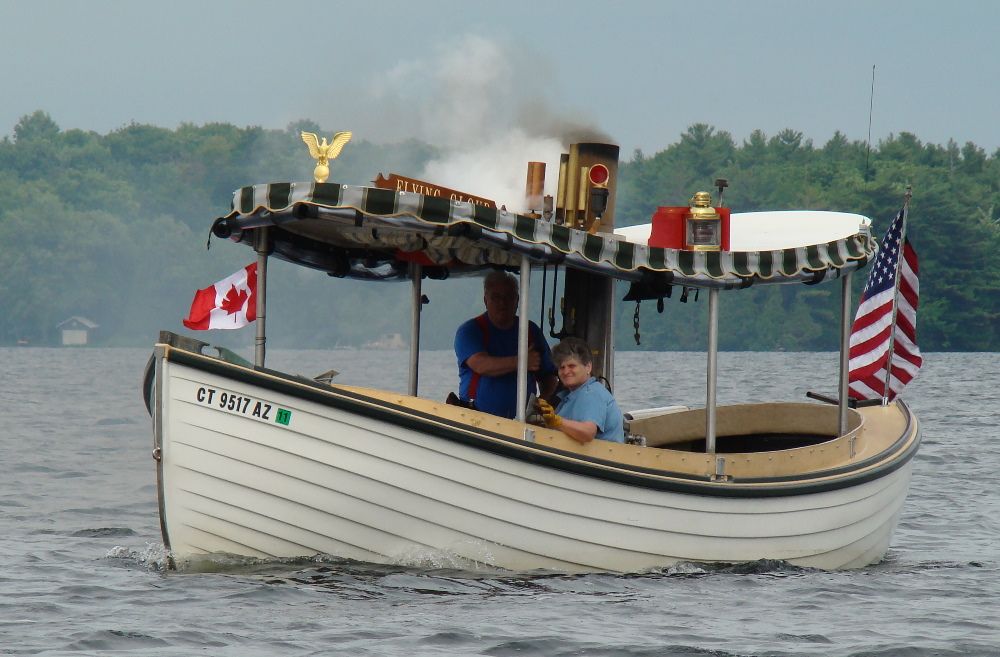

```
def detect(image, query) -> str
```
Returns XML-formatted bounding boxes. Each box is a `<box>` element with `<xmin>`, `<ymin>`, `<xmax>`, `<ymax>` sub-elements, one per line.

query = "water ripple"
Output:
<box><xmin>2</xmin><ymin>349</ymin><xmax>1000</xmax><ymax>657</ymax></box>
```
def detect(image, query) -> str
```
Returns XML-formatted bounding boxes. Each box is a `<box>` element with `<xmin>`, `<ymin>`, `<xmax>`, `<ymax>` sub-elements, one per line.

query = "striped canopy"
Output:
<box><xmin>221</xmin><ymin>182</ymin><xmax>876</xmax><ymax>289</ymax></box>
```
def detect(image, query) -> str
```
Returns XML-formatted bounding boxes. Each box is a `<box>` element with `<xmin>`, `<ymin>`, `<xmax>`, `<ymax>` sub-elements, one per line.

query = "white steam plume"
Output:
<box><xmin>366</xmin><ymin>35</ymin><xmax>612</xmax><ymax>211</ymax></box>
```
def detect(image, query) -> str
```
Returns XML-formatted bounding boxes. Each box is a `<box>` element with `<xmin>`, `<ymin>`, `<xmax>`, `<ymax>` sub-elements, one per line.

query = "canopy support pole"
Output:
<box><xmin>838</xmin><ymin>271</ymin><xmax>853</xmax><ymax>436</ymax></box>
<box><xmin>516</xmin><ymin>257</ymin><xmax>531</xmax><ymax>422</ymax></box>
<box><xmin>706</xmin><ymin>288</ymin><xmax>719</xmax><ymax>453</ymax></box>
<box><xmin>408</xmin><ymin>263</ymin><xmax>423</xmax><ymax>397</ymax></box>
<box><xmin>254</xmin><ymin>228</ymin><xmax>270</xmax><ymax>368</ymax></box>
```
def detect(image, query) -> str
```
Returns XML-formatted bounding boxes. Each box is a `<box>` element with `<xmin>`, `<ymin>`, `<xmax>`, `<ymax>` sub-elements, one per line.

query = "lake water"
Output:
<box><xmin>2</xmin><ymin>347</ymin><xmax>998</xmax><ymax>656</ymax></box>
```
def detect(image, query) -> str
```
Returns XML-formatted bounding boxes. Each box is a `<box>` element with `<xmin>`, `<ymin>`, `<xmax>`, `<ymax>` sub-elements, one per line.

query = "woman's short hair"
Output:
<box><xmin>552</xmin><ymin>337</ymin><xmax>593</xmax><ymax>367</ymax></box>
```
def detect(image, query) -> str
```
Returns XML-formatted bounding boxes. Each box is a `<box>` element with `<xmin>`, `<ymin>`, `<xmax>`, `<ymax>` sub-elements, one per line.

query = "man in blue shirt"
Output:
<box><xmin>536</xmin><ymin>337</ymin><xmax>625</xmax><ymax>443</ymax></box>
<box><xmin>454</xmin><ymin>271</ymin><xmax>557</xmax><ymax>419</ymax></box>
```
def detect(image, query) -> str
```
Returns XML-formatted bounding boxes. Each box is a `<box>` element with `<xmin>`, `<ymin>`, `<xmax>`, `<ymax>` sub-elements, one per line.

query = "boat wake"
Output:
<box><xmin>386</xmin><ymin>541</ymin><xmax>502</xmax><ymax>572</ymax></box>
<box><xmin>649</xmin><ymin>559</ymin><xmax>813</xmax><ymax>578</ymax></box>
<box><xmin>104</xmin><ymin>543</ymin><xmax>173</xmax><ymax>571</ymax></box>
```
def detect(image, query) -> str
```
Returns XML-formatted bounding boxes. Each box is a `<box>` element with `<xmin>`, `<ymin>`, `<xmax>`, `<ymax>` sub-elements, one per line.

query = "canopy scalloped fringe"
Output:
<box><xmin>229</xmin><ymin>182</ymin><xmax>876</xmax><ymax>284</ymax></box>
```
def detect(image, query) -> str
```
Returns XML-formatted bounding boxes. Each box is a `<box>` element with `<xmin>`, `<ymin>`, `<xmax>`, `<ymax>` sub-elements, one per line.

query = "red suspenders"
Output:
<box><xmin>467</xmin><ymin>314</ymin><xmax>491</xmax><ymax>401</ymax></box>
<box><xmin>466</xmin><ymin>314</ymin><xmax>536</xmax><ymax>403</ymax></box>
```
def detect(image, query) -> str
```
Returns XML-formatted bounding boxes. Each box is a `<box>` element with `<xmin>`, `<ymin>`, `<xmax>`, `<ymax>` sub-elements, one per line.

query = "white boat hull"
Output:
<box><xmin>152</xmin><ymin>348</ymin><xmax>917</xmax><ymax>572</ymax></box>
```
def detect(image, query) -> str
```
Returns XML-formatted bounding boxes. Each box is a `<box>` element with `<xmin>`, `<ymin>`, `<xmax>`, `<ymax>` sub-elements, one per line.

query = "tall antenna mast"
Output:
<box><xmin>864</xmin><ymin>64</ymin><xmax>876</xmax><ymax>182</ymax></box>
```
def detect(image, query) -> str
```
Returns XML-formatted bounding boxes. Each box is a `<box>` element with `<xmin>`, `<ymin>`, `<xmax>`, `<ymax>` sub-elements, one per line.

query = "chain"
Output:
<box><xmin>633</xmin><ymin>300</ymin><xmax>641</xmax><ymax>345</ymax></box>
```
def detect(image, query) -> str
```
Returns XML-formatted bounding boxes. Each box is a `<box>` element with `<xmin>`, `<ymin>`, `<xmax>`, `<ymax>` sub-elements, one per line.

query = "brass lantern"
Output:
<box><xmin>684</xmin><ymin>191</ymin><xmax>721</xmax><ymax>251</ymax></box>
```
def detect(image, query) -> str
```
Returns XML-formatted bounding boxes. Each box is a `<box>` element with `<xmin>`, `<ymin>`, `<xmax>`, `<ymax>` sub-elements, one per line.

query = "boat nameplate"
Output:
<box><xmin>374</xmin><ymin>172</ymin><xmax>495</xmax><ymax>208</ymax></box>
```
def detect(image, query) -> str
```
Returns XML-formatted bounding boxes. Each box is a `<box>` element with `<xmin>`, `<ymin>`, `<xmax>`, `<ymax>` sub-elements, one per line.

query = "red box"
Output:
<box><xmin>648</xmin><ymin>206</ymin><xmax>731</xmax><ymax>251</ymax></box>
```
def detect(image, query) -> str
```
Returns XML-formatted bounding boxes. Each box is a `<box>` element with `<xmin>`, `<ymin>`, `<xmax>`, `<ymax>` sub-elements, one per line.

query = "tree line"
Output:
<box><xmin>1</xmin><ymin>111</ymin><xmax>997</xmax><ymax>351</ymax></box>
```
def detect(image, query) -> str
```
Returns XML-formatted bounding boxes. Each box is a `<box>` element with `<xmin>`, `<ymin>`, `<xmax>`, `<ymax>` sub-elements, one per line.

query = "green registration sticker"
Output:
<box><xmin>275</xmin><ymin>408</ymin><xmax>292</xmax><ymax>426</ymax></box>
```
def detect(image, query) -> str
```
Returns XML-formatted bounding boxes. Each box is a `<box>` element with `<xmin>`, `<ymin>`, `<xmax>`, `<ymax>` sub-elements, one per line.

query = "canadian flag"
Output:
<box><xmin>183</xmin><ymin>263</ymin><xmax>257</xmax><ymax>330</ymax></box>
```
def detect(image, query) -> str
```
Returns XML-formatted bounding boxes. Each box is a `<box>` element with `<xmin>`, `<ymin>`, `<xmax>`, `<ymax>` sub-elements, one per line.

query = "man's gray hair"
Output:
<box><xmin>483</xmin><ymin>270</ymin><xmax>517</xmax><ymax>293</ymax></box>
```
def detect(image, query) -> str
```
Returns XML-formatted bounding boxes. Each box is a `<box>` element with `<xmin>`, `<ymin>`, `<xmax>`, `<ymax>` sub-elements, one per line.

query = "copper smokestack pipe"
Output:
<box><xmin>525</xmin><ymin>162</ymin><xmax>545</xmax><ymax>215</ymax></box>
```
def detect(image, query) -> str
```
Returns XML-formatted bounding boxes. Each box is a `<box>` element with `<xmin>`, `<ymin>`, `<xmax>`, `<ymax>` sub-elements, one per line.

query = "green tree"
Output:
<box><xmin>1</xmin><ymin>111</ymin><xmax>997</xmax><ymax>350</ymax></box>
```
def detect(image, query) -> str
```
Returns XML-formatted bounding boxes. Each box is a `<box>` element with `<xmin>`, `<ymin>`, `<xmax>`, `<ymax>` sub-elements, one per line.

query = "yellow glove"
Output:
<box><xmin>536</xmin><ymin>398</ymin><xmax>562</xmax><ymax>429</ymax></box>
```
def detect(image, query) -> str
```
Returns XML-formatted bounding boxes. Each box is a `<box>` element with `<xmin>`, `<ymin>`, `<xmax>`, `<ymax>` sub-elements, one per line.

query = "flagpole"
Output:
<box><xmin>254</xmin><ymin>228</ymin><xmax>270</xmax><ymax>368</ymax></box>
<box><xmin>880</xmin><ymin>187</ymin><xmax>912</xmax><ymax>404</ymax></box>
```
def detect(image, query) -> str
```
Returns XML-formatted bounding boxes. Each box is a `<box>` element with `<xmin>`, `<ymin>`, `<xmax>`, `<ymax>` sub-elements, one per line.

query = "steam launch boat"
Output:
<box><xmin>144</xmin><ymin>137</ymin><xmax>920</xmax><ymax>572</ymax></box>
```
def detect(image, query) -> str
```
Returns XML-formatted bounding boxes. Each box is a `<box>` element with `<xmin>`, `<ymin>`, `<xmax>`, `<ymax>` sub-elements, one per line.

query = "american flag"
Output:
<box><xmin>848</xmin><ymin>204</ymin><xmax>922</xmax><ymax>401</ymax></box>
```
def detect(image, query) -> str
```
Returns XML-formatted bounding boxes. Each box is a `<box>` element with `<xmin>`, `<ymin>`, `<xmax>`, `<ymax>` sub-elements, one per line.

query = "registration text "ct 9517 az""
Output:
<box><xmin>195</xmin><ymin>387</ymin><xmax>277</xmax><ymax>422</ymax></box>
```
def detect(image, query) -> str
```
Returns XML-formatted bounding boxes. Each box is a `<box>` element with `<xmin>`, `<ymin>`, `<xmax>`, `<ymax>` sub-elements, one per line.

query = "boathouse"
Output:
<box><xmin>57</xmin><ymin>316</ymin><xmax>98</xmax><ymax>346</ymax></box>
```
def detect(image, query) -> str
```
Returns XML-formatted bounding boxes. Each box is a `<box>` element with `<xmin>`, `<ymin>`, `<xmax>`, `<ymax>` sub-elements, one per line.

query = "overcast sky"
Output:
<box><xmin>3</xmin><ymin>0</ymin><xmax>997</xmax><ymax>158</ymax></box>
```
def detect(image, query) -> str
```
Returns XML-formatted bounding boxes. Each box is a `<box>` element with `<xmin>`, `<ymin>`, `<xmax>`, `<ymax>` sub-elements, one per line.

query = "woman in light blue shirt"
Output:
<box><xmin>536</xmin><ymin>337</ymin><xmax>625</xmax><ymax>444</ymax></box>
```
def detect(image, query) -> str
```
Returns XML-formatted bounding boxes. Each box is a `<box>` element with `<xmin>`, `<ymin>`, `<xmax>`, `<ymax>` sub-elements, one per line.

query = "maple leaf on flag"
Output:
<box><xmin>220</xmin><ymin>284</ymin><xmax>249</xmax><ymax>315</ymax></box>
<box><xmin>183</xmin><ymin>263</ymin><xmax>257</xmax><ymax>330</ymax></box>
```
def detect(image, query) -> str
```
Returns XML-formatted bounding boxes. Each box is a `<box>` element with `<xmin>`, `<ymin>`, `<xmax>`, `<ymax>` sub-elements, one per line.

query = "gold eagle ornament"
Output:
<box><xmin>300</xmin><ymin>130</ymin><xmax>352</xmax><ymax>183</ymax></box>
